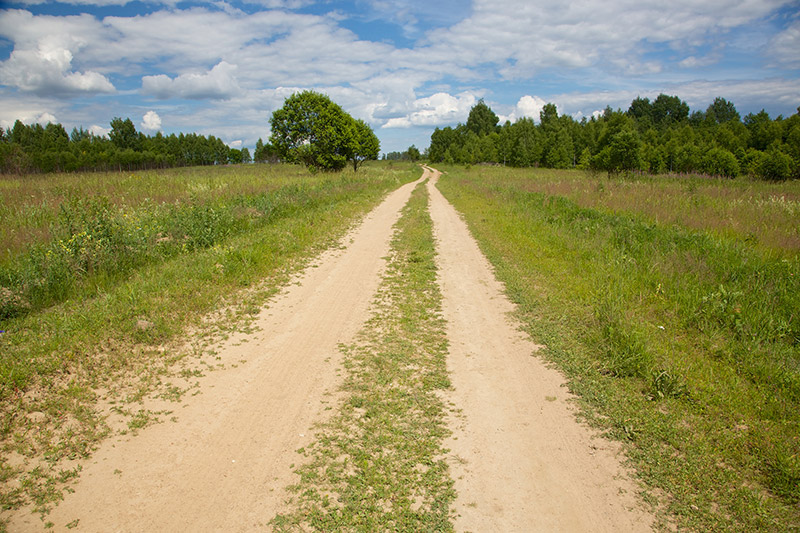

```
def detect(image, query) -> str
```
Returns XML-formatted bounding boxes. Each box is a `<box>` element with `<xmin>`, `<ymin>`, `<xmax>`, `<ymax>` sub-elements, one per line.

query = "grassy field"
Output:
<box><xmin>436</xmin><ymin>166</ymin><xmax>799</xmax><ymax>531</ymax></box>
<box><xmin>0</xmin><ymin>161</ymin><xmax>418</xmax><ymax>521</ymax></box>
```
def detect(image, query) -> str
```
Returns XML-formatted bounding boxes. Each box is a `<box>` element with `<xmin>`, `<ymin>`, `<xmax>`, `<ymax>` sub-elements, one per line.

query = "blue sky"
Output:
<box><xmin>1</xmin><ymin>0</ymin><xmax>799</xmax><ymax>155</ymax></box>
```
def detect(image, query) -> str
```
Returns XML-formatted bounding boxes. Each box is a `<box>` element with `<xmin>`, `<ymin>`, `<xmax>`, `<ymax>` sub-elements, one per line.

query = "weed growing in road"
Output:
<box><xmin>272</xmin><ymin>180</ymin><xmax>456</xmax><ymax>531</ymax></box>
<box><xmin>437</xmin><ymin>166</ymin><xmax>799</xmax><ymax>532</ymax></box>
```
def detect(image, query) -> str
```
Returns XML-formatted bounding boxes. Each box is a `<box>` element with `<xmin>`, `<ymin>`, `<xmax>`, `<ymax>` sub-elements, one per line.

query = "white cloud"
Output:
<box><xmin>228</xmin><ymin>139</ymin><xmax>242</xmax><ymax>148</ymax></box>
<box><xmin>141</xmin><ymin>110</ymin><xmax>161</xmax><ymax>131</ymax></box>
<box><xmin>767</xmin><ymin>20</ymin><xmax>800</xmax><ymax>69</ymax></box>
<box><xmin>423</xmin><ymin>0</ymin><xmax>793</xmax><ymax>79</ymax></box>
<box><xmin>0</xmin><ymin>10</ymin><xmax>115</xmax><ymax>96</ymax></box>
<box><xmin>89</xmin><ymin>124</ymin><xmax>110</xmax><ymax>137</ymax></box>
<box><xmin>142</xmin><ymin>61</ymin><xmax>242</xmax><ymax>100</ymax></box>
<box><xmin>503</xmin><ymin>95</ymin><xmax>548</xmax><ymax>123</ymax></box>
<box><xmin>382</xmin><ymin>92</ymin><xmax>477</xmax><ymax>128</ymax></box>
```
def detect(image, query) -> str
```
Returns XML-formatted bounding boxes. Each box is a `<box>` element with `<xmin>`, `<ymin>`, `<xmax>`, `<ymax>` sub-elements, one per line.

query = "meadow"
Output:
<box><xmin>0</xmin><ymin>162</ymin><xmax>418</xmax><ymax>518</ymax></box>
<box><xmin>437</xmin><ymin>166</ymin><xmax>799</xmax><ymax>531</ymax></box>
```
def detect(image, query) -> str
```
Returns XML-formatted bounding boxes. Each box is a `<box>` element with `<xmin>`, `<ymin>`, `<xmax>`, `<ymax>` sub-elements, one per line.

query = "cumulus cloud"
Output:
<box><xmin>0</xmin><ymin>12</ymin><xmax>115</xmax><ymax>97</ymax></box>
<box><xmin>382</xmin><ymin>92</ymin><xmax>477</xmax><ymax>128</ymax></box>
<box><xmin>504</xmin><ymin>95</ymin><xmax>548</xmax><ymax>123</ymax></box>
<box><xmin>142</xmin><ymin>61</ymin><xmax>242</xmax><ymax>100</ymax></box>
<box><xmin>0</xmin><ymin>50</ymin><xmax>115</xmax><ymax>95</ymax></box>
<box><xmin>89</xmin><ymin>124</ymin><xmax>110</xmax><ymax>137</ymax></box>
<box><xmin>141</xmin><ymin>110</ymin><xmax>161</xmax><ymax>131</ymax></box>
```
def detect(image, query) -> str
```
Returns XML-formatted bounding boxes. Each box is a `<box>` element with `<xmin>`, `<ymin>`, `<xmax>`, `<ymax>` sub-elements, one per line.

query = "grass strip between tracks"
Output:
<box><xmin>272</xmin><ymin>179</ymin><xmax>456</xmax><ymax>531</ymax></box>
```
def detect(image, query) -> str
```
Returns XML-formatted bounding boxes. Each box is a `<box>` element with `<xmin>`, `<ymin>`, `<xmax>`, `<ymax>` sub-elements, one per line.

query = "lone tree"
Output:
<box><xmin>345</xmin><ymin>119</ymin><xmax>380</xmax><ymax>172</ymax></box>
<box><xmin>269</xmin><ymin>91</ymin><xmax>379</xmax><ymax>172</ymax></box>
<box><xmin>466</xmin><ymin>99</ymin><xmax>499</xmax><ymax>136</ymax></box>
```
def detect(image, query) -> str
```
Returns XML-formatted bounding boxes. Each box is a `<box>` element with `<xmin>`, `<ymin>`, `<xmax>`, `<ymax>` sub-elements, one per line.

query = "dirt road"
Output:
<box><xmin>14</xmin><ymin>176</ymin><xmax>424</xmax><ymax>532</ymax></box>
<box><xmin>426</xmin><ymin>167</ymin><xmax>652</xmax><ymax>531</ymax></box>
<box><xmin>14</xmin><ymin>167</ymin><xmax>652</xmax><ymax>531</ymax></box>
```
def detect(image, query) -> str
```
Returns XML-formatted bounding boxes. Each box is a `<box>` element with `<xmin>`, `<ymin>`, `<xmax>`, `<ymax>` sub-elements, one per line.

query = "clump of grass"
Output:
<box><xmin>437</xmin><ymin>166</ymin><xmax>799</xmax><ymax>531</ymax></box>
<box><xmin>272</xmin><ymin>180</ymin><xmax>455</xmax><ymax>531</ymax></box>
<box><xmin>0</xmin><ymin>162</ymin><xmax>419</xmax><ymax>523</ymax></box>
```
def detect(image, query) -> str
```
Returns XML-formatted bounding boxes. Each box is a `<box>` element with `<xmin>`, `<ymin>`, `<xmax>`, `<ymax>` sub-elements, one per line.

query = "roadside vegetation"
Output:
<box><xmin>437</xmin><ymin>166</ymin><xmax>799</xmax><ymax>531</ymax></box>
<box><xmin>273</xmin><ymin>180</ymin><xmax>455</xmax><ymax>531</ymax></box>
<box><xmin>0</xmin><ymin>161</ymin><xmax>418</xmax><ymax>524</ymax></box>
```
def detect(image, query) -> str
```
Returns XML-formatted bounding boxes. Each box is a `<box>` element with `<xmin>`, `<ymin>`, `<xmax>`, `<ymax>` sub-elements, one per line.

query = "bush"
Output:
<box><xmin>702</xmin><ymin>147</ymin><xmax>739</xmax><ymax>178</ymax></box>
<box><xmin>754</xmin><ymin>148</ymin><xmax>794</xmax><ymax>181</ymax></box>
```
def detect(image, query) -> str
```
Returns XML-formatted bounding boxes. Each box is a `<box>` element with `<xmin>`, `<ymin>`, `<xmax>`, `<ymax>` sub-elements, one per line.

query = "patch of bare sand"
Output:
<box><xmin>425</xmin><ymin>166</ymin><xmax>653</xmax><ymax>532</ymax></box>
<box><xmin>10</xmin><ymin>176</ymin><xmax>423</xmax><ymax>533</ymax></box>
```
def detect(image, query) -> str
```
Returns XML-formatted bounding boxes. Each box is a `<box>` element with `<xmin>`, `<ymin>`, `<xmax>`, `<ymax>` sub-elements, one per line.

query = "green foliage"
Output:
<box><xmin>269</xmin><ymin>91</ymin><xmax>379</xmax><ymax>172</ymax></box>
<box><xmin>593</xmin><ymin>130</ymin><xmax>642</xmax><ymax>174</ymax></box>
<box><xmin>754</xmin><ymin>148</ymin><xmax>794</xmax><ymax>181</ymax></box>
<box><xmin>109</xmin><ymin>118</ymin><xmax>140</xmax><ymax>151</ymax></box>
<box><xmin>426</xmin><ymin>96</ymin><xmax>799</xmax><ymax>181</ymax></box>
<box><xmin>466</xmin><ymin>98</ymin><xmax>499</xmax><ymax>136</ymax></box>
<box><xmin>702</xmin><ymin>146</ymin><xmax>740</xmax><ymax>178</ymax></box>
<box><xmin>346</xmin><ymin>119</ymin><xmax>380</xmax><ymax>172</ymax></box>
<box><xmin>0</xmin><ymin>119</ymin><xmax>240</xmax><ymax>174</ymax></box>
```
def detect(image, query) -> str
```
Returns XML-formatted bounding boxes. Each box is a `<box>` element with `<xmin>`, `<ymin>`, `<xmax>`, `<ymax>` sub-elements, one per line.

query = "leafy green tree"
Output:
<box><xmin>254</xmin><ymin>138</ymin><xmax>279</xmax><ymax>163</ymax></box>
<box><xmin>702</xmin><ymin>147</ymin><xmax>740</xmax><ymax>177</ymax></box>
<box><xmin>706</xmin><ymin>97</ymin><xmax>740</xmax><ymax>124</ymax></box>
<box><xmin>345</xmin><ymin>118</ymin><xmax>380</xmax><ymax>172</ymax></box>
<box><xmin>594</xmin><ymin>130</ymin><xmax>642</xmax><ymax>175</ymax></box>
<box><xmin>754</xmin><ymin>148</ymin><xmax>793</xmax><ymax>180</ymax></box>
<box><xmin>428</xmin><ymin>126</ymin><xmax>459</xmax><ymax>163</ymax></box>
<box><xmin>539</xmin><ymin>103</ymin><xmax>559</xmax><ymax>129</ymax></box>
<box><xmin>509</xmin><ymin>118</ymin><xmax>541</xmax><ymax>167</ymax></box>
<box><xmin>466</xmin><ymin>99</ymin><xmax>499</xmax><ymax>137</ymax></box>
<box><xmin>651</xmin><ymin>94</ymin><xmax>689</xmax><ymax>127</ymax></box>
<box><xmin>109</xmin><ymin>117</ymin><xmax>140</xmax><ymax>151</ymax></box>
<box><xmin>228</xmin><ymin>148</ymin><xmax>243</xmax><ymax>164</ymax></box>
<box><xmin>744</xmin><ymin>110</ymin><xmax>781</xmax><ymax>151</ymax></box>
<box><xmin>270</xmin><ymin>91</ymin><xmax>355</xmax><ymax>171</ymax></box>
<box><xmin>407</xmin><ymin>145</ymin><xmax>421</xmax><ymax>161</ymax></box>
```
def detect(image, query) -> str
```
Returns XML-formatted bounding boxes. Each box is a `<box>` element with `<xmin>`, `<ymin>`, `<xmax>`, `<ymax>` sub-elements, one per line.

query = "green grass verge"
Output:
<box><xmin>436</xmin><ymin>166</ymin><xmax>799</xmax><ymax>532</ymax></box>
<box><xmin>0</xmin><ymin>162</ymin><xmax>418</xmax><ymax>524</ymax></box>
<box><xmin>272</xmin><ymin>180</ymin><xmax>455</xmax><ymax>531</ymax></box>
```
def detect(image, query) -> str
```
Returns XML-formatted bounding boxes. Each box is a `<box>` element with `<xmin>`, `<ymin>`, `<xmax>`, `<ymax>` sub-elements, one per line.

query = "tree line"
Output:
<box><xmin>0</xmin><ymin>117</ymin><xmax>254</xmax><ymax>174</ymax></box>
<box><xmin>428</xmin><ymin>96</ymin><xmax>800</xmax><ymax>180</ymax></box>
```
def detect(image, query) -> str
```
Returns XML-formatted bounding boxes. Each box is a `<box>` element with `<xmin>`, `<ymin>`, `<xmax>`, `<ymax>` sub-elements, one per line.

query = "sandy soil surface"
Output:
<box><xmin>425</xmin><ymin>166</ymin><xmax>653</xmax><ymax>532</ymax></box>
<box><xmin>11</xmin><ymin>176</ymin><xmax>423</xmax><ymax>532</ymax></box>
<box><xmin>11</xmin><ymin>167</ymin><xmax>655</xmax><ymax>532</ymax></box>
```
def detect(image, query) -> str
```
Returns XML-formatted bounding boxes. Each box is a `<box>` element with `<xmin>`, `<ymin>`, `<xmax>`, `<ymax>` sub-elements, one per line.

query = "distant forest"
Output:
<box><xmin>0</xmin><ymin>117</ymin><xmax>256</xmax><ymax>174</ymax></box>
<box><xmin>428</xmin><ymin>95</ymin><xmax>799</xmax><ymax>180</ymax></box>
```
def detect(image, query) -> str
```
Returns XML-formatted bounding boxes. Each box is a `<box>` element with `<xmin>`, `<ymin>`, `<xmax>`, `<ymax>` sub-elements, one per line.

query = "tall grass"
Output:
<box><xmin>483</xmin><ymin>167</ymin><xmax>800</xmax><ymax>255</ymax></box>
<box><xmin>437</xmin><ymin>166</ymin><xmax>799</xmax><ymax>532</ymax></box>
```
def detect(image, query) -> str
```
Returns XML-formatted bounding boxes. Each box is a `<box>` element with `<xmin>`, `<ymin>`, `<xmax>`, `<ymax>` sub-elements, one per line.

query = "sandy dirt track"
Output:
<box><xmin>426</xmin><ymin>167</ymin><xmax>652</xmax><ymax>532</ymax></box>
<box><xmin>12</xmin><ymin>167</ymin><xmax>654</xmax><ymax>532</ymax></box>
<box><xmin>13</xmin><ymin>176</ymin><xmax>424</xmax><ymax>532</ymax></box>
